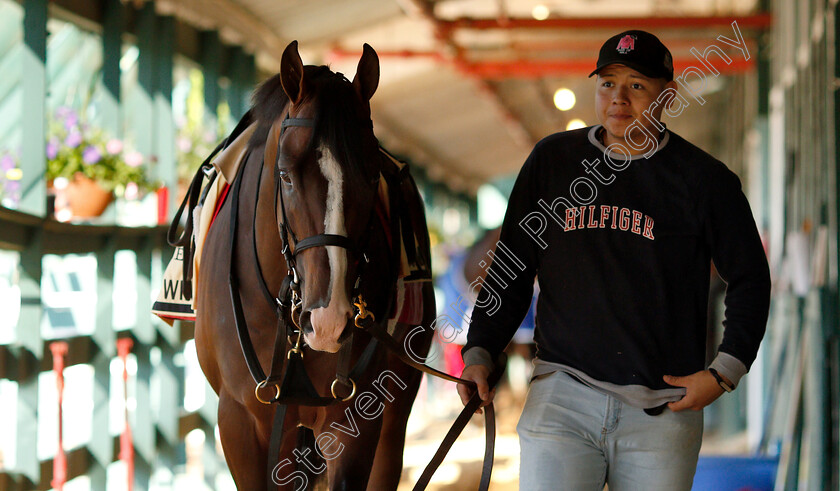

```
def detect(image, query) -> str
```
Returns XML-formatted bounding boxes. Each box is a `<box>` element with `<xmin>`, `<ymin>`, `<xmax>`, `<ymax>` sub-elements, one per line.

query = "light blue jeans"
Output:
<box><xmin>517</xmin><ymin>370</ymin><xmax>704</xmax><ymax>490</ymax></box>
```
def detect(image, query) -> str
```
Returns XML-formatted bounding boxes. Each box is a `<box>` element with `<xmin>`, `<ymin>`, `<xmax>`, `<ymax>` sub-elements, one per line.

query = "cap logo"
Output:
<box><xmin>616</xmin><ymin>34</ymin><xmax>636</xmax><ymax>54</ymax></box>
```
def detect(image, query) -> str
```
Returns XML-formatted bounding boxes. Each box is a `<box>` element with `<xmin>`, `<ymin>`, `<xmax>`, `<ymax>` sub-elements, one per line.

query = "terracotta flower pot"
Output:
<box><xmin>64</xmin><ymin>173</ymin><xmax>114</xmax><ymax>218</ymax></box>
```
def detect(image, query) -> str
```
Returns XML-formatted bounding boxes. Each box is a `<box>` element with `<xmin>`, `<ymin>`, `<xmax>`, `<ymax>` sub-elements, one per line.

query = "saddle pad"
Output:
<box><xmin>377</xmin><ymin>148</ymin><xmax>432</xmax><ymax>282</ymax></box>
<box><xmin>387</xmin><ymin>279</ymin><xmax>425</xmax><ymax>334</ymax></box>
<box><xmin>151</xmin><ymin>246</ymin><xmax>195</xmax><ymax>325</ymax></box>
<box><xmin>378</xmin><ymin>149</ymin><xmax>432</xmax><ymax>334</ymax></box>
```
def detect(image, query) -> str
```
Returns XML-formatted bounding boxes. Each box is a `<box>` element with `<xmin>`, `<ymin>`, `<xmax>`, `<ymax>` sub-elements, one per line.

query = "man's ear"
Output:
<box><xmin>660</xmin><ymin>80</ymin><xmax>679</xmax><ymax>110</ymax></box>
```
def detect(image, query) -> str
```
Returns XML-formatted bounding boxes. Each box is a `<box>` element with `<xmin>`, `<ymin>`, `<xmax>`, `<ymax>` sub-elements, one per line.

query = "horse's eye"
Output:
<box><xmin>278</xmin><ymin>169</ymin><xmax>292</xmax><ymax>184</ymax></box>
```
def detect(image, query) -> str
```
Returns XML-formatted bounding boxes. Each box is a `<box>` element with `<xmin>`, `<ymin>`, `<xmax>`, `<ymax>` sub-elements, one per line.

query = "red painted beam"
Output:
<box><xmin>508</xmin><ymin>38</ymin><xmax>758</xmax><ymax>53</ymax></box>
<box><xmin>439</xmin><ymin>14</ymin><xmax>772</xmax><ymax>31</ymax></box>
<box><xmin>328</xmin><ymin>48</ymin><xmax>755</xmax><ymax>79</ymax></box>
<box><xmin>459</xmin><ymin>58</ymin><xmax>755</xmax><ymax>79</ymax></box>
<box><xmin>328</xmin><ymin>47</ymin><xmax>444</xmax><ymax>61</ymax></box>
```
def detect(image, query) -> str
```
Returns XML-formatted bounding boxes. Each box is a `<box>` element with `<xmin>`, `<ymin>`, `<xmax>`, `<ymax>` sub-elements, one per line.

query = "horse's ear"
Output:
<box><xmin>353</xmin><ymin>43</ymin><xmax>379</xmax><ymax>102</ymax></box>
<box><xmin>281</xmin><ymin>41</ymin><xmax>306</xmax><ymax>104</ymax></box>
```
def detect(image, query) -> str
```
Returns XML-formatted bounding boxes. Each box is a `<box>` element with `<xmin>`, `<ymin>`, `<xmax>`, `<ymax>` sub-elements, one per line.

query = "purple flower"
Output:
<box><xmin>56</xmin><ymin>106</ymin><xmax>73</xmax><ymax>120</ymax></box>
<box><xmin>46</xmin><ymin>138</ymin><xmax>59</xmax><ymax>159</ymax></box>
<box><xmin>65</xmin><ymin>131</ymin><xmax>82</xmax><ymax>148</ymax></box>
<box><xmin>4</xmin><ymin>179</ymin><xmax>20</xmax><ymax>193</ymax></box>
<box><xmin>0</xmin><ymin>154</ymin><xmax>14</xmax><ymax>171</ymax></box>
<box><xmin>63</xmin><ymin>112</ymin><xmax>78</xmax><ymax>130</ymax></box>
<box><xmin>125</xmin><ymin>151</ymin><xmax>143</xmax><ymax>168</ymax></box>
<box><xmin>82</xmin><ymin>145</ymin><xmax>101</xmax><ymax>164</ymax></box>
<box><xmin>106</xmin><ymin>139</ymin><xmax>123</xmax><ymax>155</ymax></box>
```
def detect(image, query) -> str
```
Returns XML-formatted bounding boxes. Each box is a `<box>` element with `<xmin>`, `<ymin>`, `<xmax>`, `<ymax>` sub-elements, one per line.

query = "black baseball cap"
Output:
<box><xmin>589</xmin><ymin>30</ymin><xmax>674</xmax><ymax>81</ymax></box>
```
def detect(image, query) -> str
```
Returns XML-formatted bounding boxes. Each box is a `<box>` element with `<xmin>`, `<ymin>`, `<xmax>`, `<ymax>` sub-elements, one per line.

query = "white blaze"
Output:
<box><xmin>308</xmin><ymin>144</ymin><xmax>352</xmax><ymax>349</ymax></box>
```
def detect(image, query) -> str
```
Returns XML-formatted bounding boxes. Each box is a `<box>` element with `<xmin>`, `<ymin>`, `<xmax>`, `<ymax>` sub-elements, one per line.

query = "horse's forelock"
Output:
<box><xmin>312</xmin><ymin>74</ymin><xmax>376</xmax><ymax>188</ymax></box>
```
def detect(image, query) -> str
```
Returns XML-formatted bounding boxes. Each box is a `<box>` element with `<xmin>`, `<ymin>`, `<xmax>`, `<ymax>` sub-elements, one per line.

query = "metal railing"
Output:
<box><xmin>0</xmin><ymin>205</ymin><xmax>223</xmax><ymax>490</ymax></box>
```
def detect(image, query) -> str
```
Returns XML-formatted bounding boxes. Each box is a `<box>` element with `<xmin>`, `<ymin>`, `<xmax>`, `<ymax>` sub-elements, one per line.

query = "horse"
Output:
<box><xmin>194</xmin><ymin>41</ymin><xmax>436</xmax><ymax>490</ymax></box>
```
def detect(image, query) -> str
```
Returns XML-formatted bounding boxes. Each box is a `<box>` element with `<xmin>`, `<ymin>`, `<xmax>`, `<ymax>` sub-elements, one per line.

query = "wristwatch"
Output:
<box><xmin>708</xmin><ymin>368</ymin><xmax>734</xmax><ymax>393</ymax></box>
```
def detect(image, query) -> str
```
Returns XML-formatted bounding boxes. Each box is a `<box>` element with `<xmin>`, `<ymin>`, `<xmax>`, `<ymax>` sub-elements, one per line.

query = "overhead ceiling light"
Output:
<box><xmin>566</xmin><ymin>119</ymin><xmax>587</xmax><ymax>130</ymax></box>
<box><xmin>532</xmin><ymin>5</ymin><xmax>550</xmax><ymax>21</ymax></box>
<box><xmin>553</xmin><ymin>88</ymin><xmax>576</xmax><ymax>111</ymax></box>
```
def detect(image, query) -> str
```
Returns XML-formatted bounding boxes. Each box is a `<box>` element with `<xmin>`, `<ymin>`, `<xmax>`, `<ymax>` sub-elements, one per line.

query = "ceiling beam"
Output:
<box><xmin>438</xmin><ymin>14</ymin><xmax>773</xmax><ymax>31</ymax></box>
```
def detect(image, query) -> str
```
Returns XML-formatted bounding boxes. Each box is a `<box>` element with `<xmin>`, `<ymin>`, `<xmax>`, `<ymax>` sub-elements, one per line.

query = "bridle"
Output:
<box><xmin>272</xmin><ymin>111</ymin><xmax>380</xmax><ymax>358</ymax></box>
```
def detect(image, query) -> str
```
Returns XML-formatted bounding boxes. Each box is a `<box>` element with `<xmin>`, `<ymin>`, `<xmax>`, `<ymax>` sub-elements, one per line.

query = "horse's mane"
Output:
<box><xmin>248</xmin><ymin>72</ymin><xmax>290</xmax><ymax>148</ymax></box>
<box><xmin>247</xmin><ymin>66</ymin><xmax>376</xmax><ymax>185</ymax></box>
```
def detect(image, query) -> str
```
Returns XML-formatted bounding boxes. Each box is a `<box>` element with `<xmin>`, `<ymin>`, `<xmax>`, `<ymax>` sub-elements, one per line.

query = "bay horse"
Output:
<box><xmin>194</xmin><ymin>41</ymin><xmax>436</xmax><ymax>490</ymax></box>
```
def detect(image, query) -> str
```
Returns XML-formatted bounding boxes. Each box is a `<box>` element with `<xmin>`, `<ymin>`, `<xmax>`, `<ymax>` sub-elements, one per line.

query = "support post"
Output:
<box><xmin>154</xmin><ymin>15</ymin><xmax>176</xmax><ymax>220</ymax></box>
<box><xmin>15</xmin><ymin>229</ymin><xmax>43</xmax><ymax>487</ymax></box>
<box><xmin>201</xmin><ymin>31</ymin><xmax>221</xmax><ymax>131</ymax></box>
<box><xmin>90</xmin><ymin>240</ymin><xmax>117</xmax><ymax>489</ymax></box>
<box><xmin>135</xmin><ymin>1</ymin><xmax>156</xmax><ymax>159</ymax></box>
<box><xmin>101</xmin><ymin>0</ymin><xmax>123</xmax><ymax>136</ymax></box>
<box><xmin>19</xmin><ymin>0</ymin><xmax>47</xmax><ymax>216</ymax></box>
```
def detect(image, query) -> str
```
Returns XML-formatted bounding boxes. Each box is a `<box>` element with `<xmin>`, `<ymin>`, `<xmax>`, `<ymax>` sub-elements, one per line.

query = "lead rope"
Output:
<box><xmin>352</xmin><ymin>304</ymin><xmax>506</xmax><ymax>491</ymax></box>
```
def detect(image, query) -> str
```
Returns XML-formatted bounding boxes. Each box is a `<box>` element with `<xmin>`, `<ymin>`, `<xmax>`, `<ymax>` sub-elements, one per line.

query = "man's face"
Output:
<box><xmin>594</xmin><ymin>64</ymin><xmax>676</xmax><ymax>150</ymax></box>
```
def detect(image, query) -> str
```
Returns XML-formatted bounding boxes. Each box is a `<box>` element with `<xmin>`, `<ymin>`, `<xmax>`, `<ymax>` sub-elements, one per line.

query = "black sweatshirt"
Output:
<box><xmin>463</xmin><ymin>126</ymin><xmax>771</xmax><ymax>394</ymax></box>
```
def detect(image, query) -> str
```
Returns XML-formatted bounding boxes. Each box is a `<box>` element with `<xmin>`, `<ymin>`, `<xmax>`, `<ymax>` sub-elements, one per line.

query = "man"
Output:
<box><xmin>457</xmin><ymin>30</ymin><xmax>771</xmax><ymax>490</ymax></box>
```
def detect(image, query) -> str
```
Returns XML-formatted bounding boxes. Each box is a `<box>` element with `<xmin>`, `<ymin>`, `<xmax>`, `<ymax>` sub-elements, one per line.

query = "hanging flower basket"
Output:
<box><xmin>62</xmin><ymin>173</ymin><xmax>114</xmax><ymax>218</ymax></box>
<box><xmin>44</xmin><ymin>106</ymin><xmax>157</xmax><ymax>219</ymax></box>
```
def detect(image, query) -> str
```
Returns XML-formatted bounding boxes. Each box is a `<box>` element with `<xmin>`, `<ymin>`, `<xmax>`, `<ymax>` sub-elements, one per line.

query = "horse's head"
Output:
<box><xmin>270</xmin><ymin>41</ymin><xmax>382</xmax><ymax>353</ymax></box>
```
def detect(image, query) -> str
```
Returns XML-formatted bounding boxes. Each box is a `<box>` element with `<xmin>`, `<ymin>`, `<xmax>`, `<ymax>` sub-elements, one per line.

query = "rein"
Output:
<box><xmin>214</xmin><ymin>110</ymin><xmax>506</xmax><ymax>491</ymax></box>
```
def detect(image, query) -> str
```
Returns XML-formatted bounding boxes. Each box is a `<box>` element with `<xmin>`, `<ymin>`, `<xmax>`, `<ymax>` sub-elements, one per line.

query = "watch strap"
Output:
<box><xmin>709</xmin><ymin>367</ymin><xmax>734</xmax><ymax>392</ymax></box>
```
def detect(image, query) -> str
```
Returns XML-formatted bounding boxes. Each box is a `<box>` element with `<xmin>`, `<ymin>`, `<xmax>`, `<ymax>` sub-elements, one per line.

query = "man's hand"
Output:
<box><xmin>663</xmin><ymin>370</ymin><xmax>731</xmax><ymax>411</ymax></box>
<box><xmin>457</xmin><ymin>364</ymin><xmax>496</xmax><ymax>415</ymax></box>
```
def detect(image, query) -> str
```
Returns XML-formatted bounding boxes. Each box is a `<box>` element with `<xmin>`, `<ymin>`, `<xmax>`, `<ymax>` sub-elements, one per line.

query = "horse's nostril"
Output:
<box><xmin>299</xmin><ymin>311</ymin><xmax>314</xmax><ymax>334</ymax></box>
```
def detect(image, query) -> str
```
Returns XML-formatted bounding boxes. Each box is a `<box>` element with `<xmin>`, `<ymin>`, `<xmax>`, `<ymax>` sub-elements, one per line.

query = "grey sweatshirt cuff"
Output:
<box><xmin>709</xmin><ymin>351</ymin><xmax>749</xmax><ymax>389</ymax></box>
<box><xmin>462</xmin><ymin>346</ymin><xmax>495</xmax><ymax>371</ymax></box>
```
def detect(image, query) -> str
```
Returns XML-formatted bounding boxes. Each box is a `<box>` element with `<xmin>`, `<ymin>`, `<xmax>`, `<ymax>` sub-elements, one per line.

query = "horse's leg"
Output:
<box><xmin>367</xmin><ymin>283</ymin><xmax>436</xmax><ymax>490</ymax></box>
<box><xmin>365</xmin><ymin>356</ymin><xmax>424</xmax><ymax>490</ymax></box>
<box><xmin>316</xmin><ymin>404</ymin><xmax>384</xmax><ymax>490</ymax></box>
<box><xmin>217</xmin><ymin>391</ymin><xmax>271</xmax><ymax>490</ymax></box>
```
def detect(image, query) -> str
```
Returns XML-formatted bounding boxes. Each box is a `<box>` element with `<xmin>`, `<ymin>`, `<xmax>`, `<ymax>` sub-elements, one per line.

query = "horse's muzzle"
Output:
<box><xmin>300</xmin><ymin>311</ymin><xmax>355</xmax><ymax>353</ymax></box>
